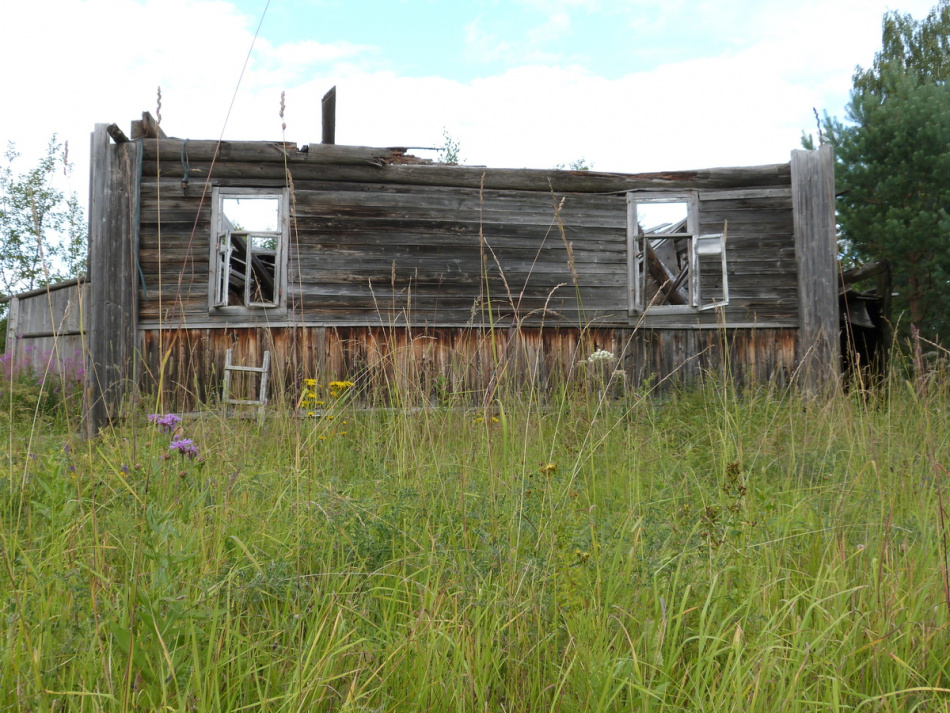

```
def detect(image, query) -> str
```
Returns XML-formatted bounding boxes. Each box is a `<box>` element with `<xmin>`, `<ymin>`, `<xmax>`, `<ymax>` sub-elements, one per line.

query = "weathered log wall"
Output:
<box><xmin>74</xmin><ymin>131</ymin><xmax>837</xmax><ymax>420</ymax></box>
<box><xmin>136</xmin><ymin>138</ymin><xmax>799</xmax><ymax>332</ymax></box>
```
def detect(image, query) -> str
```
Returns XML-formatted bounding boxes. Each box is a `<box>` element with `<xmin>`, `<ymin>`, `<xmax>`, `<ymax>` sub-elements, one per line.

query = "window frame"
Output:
<box><xmin>626</xmin><ymin>191</ymin><xmax>729</xmax><ymax>315</ymax></box>
<box><xmin>208</xmin><ymin>187</ymin><xmax>289</xmax><ymax>314</ymax></box>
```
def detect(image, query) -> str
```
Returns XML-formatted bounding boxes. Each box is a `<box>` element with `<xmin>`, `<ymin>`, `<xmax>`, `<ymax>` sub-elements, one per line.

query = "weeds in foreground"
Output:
<box><xmin>2</xmin><ymin>376</ymin><xmax>950</xmax><ymax>712</ymax></box>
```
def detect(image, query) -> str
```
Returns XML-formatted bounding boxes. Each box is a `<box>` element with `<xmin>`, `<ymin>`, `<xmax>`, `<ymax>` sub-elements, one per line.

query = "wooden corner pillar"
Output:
<box><xmin>84</xmin><ymin>124</ymin><xmax>141</xmax><ymax>437</ymax></box>
<box><xmin>791</xmin><ymin>144</ymin><xmax>839</xmax><ymax>395</ymax></box>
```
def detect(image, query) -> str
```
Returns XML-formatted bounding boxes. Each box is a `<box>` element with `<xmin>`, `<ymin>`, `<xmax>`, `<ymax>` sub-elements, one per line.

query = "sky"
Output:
<box><xmin>0</xmin><ymin>0</ymin><xmax>941</xmax><ymax>208</ymax></box>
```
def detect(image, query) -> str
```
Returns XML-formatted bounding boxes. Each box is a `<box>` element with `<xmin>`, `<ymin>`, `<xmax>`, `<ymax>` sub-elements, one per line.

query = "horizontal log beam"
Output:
<box><xmin>841</xmin><ymin>259</ymin><xmax>890</xmax><ymax>286</ymax></box>
<box><xmin>140</xmin><ymin>155</ymin><xmax>792</xmax><ymax>193</ymax></box>
<box><xmin>142</xmin><ymin>139</ymin><xmax>429</xmax><ymax>166</ymax></box>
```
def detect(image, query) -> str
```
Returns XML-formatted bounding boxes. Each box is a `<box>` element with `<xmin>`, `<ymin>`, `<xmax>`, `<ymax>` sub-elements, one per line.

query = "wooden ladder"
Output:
<box><xmin>222</xmin><ymin>349</ymin><xmax>271</xmax><ymax>418</ymax></box>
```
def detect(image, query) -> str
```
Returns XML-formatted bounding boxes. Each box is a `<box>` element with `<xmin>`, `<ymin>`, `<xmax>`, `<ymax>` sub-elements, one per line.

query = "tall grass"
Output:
<box><xmin>2</xmin><ymin>361</ymin><xmax>950</xmax><ymax>711</ymax></box>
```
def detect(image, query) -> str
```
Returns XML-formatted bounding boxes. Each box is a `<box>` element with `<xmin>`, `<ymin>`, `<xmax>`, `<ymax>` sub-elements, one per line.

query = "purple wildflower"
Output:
<box><xmin>169</xmin><ymin>436</ymin><xmax>199</xmax><ymax>459</ymax></box>
<box><xmin>121</xmin><ymin>464</ymin><xmax>130</xmax><ymax>474</ymax></box>
<box><xmin>62</xmin><ymin>443</ymin><xmax>70</xmax><ymax>453</ymax></box>
<box><xmin>148</xmin><ymin>413</ymin><xmax>182</xmax><ymax>433</ymax></box>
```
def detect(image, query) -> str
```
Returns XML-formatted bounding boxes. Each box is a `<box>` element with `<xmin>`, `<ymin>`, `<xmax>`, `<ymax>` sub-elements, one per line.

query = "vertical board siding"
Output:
<box><xmin>3</xmin><ymin>282</ymin><xmax>86</xmax><ymax>376</ymax></box>
<box><xmin>140</xmin><ymin>325</ymin><xmax>799</xmax><ymax>411</ymax></box>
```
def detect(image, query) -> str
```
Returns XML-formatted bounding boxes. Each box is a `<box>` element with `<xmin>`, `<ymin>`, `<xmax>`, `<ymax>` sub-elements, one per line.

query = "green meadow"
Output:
<box><xmin>2</xmin><ymin>365</ymin><xmax>950</xmax><ymax>711</ymax></box>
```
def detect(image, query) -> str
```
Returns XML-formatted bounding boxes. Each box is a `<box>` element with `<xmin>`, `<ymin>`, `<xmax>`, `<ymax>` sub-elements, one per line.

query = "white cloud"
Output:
<box><xmin>260</xmin><ymin>39</ymin><xmax>371</xmax><ymax>66</ymax></box>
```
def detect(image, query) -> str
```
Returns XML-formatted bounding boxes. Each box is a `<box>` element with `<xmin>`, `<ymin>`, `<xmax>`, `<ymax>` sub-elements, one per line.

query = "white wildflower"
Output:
<box><xmin>581</xmin><ymin>349</ymin><xmax>617</xmax><ymax>365</ymax></box>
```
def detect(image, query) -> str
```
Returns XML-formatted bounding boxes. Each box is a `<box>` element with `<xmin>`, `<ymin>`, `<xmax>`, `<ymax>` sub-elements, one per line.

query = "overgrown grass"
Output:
<box><xmin>2</xmin><ymin>372</ymin><xmax>950</xmax><ymax>711</ymax></box>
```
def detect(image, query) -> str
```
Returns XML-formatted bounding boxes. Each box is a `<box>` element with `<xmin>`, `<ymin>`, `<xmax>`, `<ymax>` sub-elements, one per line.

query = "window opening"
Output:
<box><xmin>694</xmin><ymin>229</ymin><xmax>729</xmax><ymax>311</ymax></box>
<box><xmin>627</xmin><ymin>194</ymin><xmax>728</xmax><ymax>314</ymax></box>
<box><xmin>211</xmin><ymin>191</ymin><xmax>286</xmax><ymax>309</ymax></box>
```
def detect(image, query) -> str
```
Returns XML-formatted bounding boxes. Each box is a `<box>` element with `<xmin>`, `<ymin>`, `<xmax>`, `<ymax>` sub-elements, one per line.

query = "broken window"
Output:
<box><xmin>210</xmin><ymin>188</ymin><xmax>288</xmax><ymax>310</ymax></box>
<box><xmin>626</xmin><ymin>193</ymin><xmax>728</xmax><ymax>313</ymax></box>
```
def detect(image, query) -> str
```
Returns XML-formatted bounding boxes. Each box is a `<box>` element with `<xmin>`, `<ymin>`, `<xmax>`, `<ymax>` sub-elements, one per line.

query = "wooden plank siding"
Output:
<box><xmin>76</xmin><ymin>134</ymin><xmax>836</xmax><ymax>417</ymax></box>
<box><xmin>139</xmin><ymin>325</ymin><xmax>799</xmax><ymax>411</ymax></box>
<box><xmin>1</xmin><ymin>280</ymin><xmax>86</xmax><ymax>377</ymax></box>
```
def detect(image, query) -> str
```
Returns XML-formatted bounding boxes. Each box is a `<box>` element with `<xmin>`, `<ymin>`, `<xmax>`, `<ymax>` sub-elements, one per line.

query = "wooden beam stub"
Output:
<box><xmin>322</xmin><ymin>86</ymin><xmax>336</xmax><ymax>145</ymax></box>
<box><xmin>107</xmin><ymin>123</ymin><xmax>129</xmax><ymax>144</ymax></box>
<box><xmin>133</xmin><ymin>111</ymin><xmax>167</xmax><ymax>140</ymax></box>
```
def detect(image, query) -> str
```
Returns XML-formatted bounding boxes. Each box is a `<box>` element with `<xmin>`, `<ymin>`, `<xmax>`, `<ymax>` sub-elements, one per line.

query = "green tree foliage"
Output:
<box><xmin>555</xmin><ymin>158</ymin><xmax>593</xmax><ymax>171</ymax></box>
<box><xmin>0</xmin><ymin>137</ymin><xmax>86</xmax><ymax>301</ymax></box>
<box><xmin>820</xmin><ymin>1</ymin><xmax>950</xmax><ymax>338</ymax></box>
<box><xmin>437</xmin><ymin>128</ymin><xmax>462</xmax><ymax>164</ymax></box>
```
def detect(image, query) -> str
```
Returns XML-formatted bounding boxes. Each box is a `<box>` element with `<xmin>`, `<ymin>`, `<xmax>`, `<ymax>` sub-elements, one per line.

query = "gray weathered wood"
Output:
<box><xmin>107</xmin><ymin>124</ymin><xmax>129</xmax><ymax>144</ymax></box>
<box><xmin>322</xmin><ymin>86</ymin><xmax>336</xmax><ymax>145</ymax></box>
<box><xmin>79</xmin><ymin>120</ymin><xmax>831</xmax><ymax>403</ymax></box>
<box><xmin>698</xmin><ymin>187</ymin><xmax>791</xmax><ymax>201</ymax></box>
<box><xmin>143</xmin><ymin>140</ymin><xmax>422</xmax><ymax>166</ymax></box>
<box><xmin>133</xmin><ymin>167</ymin><xmax>799</xmax><ymax>331</ymax></box>
<box><xmin>0</xmin><ymin>277</ymin><xmax>84</xmax><ymax>303</ymax></box>
<box><xmin>791</xmin><ymin>145</ymin><xmax>839</xmax><ymax>394</ymax></box>
<box><xmin>139</xmin><ymin>140</ymin><xmax>790</xmax><ymax>192</ymax></box>
<box><xmin>85</xmin><ymin>127</ymin><xmax>141</xmax><ymax>436</ymax></box>
<box><xmin>141</xmin><ymin>111</ymin><xmax>165</xmax><ymax>139</ymax></box>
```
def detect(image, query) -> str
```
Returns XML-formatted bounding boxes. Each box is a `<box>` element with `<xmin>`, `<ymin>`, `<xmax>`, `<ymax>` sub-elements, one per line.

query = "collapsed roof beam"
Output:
<box><xmin>131</xmin><ymin>111</ymin><xmax>166</xmax><ymax>140</ymax></box>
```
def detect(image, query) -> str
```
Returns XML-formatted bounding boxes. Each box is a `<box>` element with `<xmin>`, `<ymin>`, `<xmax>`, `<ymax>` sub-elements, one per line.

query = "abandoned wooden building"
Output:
<box><xmin>3</xmin><ymin>110</ymin><xmax>842</xmax><ymax>434</ymax></box>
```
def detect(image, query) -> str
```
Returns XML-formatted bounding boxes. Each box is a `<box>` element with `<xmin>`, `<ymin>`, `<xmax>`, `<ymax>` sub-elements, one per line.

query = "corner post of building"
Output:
<box><xmin>84</xmin><ymin>123</ymin><xmax>140</xmax><ymax>437</ymax></box>
<box><xmin>791</xmin><ymin>143</ymin><xmax>840</xmax><ymax>395</ymax></box>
